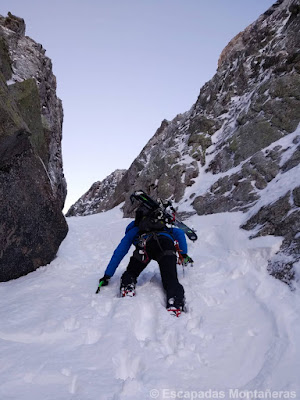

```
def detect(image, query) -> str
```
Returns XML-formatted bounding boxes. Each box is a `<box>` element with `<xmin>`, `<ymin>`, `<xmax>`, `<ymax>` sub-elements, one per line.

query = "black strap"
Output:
<box><xmin>155</xmin><ymin>249</ymin><xmax>177</xmax><ymax>263</ymax></box>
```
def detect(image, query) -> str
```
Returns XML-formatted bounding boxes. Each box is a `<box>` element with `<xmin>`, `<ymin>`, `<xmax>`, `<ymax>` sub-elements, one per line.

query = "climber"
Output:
<box><xmin>98</xmin><ymin>200</ymin><xmax>193</xmax><ymax>315</ymax></box>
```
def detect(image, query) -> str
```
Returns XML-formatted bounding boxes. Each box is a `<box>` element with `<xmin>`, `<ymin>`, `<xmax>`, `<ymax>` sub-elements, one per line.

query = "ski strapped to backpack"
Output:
<box><xmin>130</xmin><ymin>190</ymin><xmax>198</xmax><ymax>242</ymax></box>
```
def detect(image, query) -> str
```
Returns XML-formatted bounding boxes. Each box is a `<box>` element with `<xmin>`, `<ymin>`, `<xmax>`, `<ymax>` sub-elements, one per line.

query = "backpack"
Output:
<box><xmin>134</xmin><ymin>204</ymin><xmax>167</xmax><ymax>234</ymax></box>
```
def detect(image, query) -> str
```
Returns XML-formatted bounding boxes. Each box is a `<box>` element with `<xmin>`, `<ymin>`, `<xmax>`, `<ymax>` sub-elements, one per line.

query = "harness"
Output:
<box><xmin>133</xmin><ymin>203</ymin><xmax>178</xmax><ymax>263</ymax></box>
<box><xmin>134</xmin><ymin>231</ymin><xmax>177</xmax><ymax>264</ymax></box>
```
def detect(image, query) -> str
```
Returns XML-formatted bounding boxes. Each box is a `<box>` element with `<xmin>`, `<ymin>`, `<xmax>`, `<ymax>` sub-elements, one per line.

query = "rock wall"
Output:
<box><xmin>0</xmin><ymin>13</ymin><xmax>68</xmax><ymax>281</ymax></box>
<box><xmin>191</xmin><ymin>0</ymin><xmax>300</xmax><ymax>283</ymax></box>
<box><xmin>117</xmin><ymin>0</ymin><xmax>300</xmax><ymax>283</ymax></box>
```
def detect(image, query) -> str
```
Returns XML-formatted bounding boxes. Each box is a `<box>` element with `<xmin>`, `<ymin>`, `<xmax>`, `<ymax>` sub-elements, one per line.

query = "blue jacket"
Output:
<box><xmin>104</xmin><ymin>221</ymin><xmax>188</xmax><ymax>277</ymax></box>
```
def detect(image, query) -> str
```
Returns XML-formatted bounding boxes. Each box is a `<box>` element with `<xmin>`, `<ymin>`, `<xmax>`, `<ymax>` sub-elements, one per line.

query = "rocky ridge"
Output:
<box><xmin>66</xmin><ymin>169</ymin><xmax>126</xmax><ymax>217</ymax></box>
<box><xmin>0</xmin><ymin>13</ymin><xmax>68</xmax><ymax>281</ymax></box>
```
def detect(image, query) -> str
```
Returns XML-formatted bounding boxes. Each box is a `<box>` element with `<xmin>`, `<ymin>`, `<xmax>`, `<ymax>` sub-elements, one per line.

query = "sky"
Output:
<box><xmin>0</xmin><ymin>0</ymin><xmax>276</xmax><ymax>211</ymax></box>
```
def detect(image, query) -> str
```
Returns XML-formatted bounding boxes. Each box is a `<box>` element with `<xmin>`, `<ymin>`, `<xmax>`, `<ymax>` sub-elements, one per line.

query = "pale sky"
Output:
<box><xmin>0</xmin><ymin>0</ymin><xmax>275</xmax><ymax>211</ymax></box>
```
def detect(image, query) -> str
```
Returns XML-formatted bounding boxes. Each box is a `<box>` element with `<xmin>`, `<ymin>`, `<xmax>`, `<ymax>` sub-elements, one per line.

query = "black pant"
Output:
<box><xmin>121</xmin><ymin>234</ymin><xmax>184</xmax><ymax>306</ymax></box>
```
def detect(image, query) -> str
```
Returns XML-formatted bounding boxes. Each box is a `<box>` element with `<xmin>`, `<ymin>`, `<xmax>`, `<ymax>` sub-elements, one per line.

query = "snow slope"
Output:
<box><xmin>0</xmin><ymin>208</ymin><xmax>300</xmax><ymax>400</ymax></box>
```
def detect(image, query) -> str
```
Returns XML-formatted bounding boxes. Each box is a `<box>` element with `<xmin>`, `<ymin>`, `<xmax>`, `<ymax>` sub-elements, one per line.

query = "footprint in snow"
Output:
<box><xmin>84</xmin><ymin>327</ymin><xmax>101</xmax><ymax>345</ymax></box>
<box><xmin>186</xmin><ymin>316</ymin><xmax>203</xmax><ymax>334</ymax></box>
<box><xmin>91</xmin><ymin>298</ymin><xmax>113</xmax><ymax>316</ymax></box>
<box><xmin>118</xmin><ymin>378</ymin><xmax>143</xmax><ymax>399</ymax></box>
<box><xmin>112</xmin><ymin>349</ymin><xmax>143</xmax><ymax>380</ymax></box>
<box><xmin>200</xmin><ymin>294</ymin><xmax>221</xmax><ymax>307</ymax></box>
<box><xmin>61</xmin><ymin>369</ymin><xmax>78</xmax><ymax>394</ymax></box>
<box><xmin>63</xmin><ymin>317</ymin><xmax>80</xmax><ymax>332</ymax></box>
<box><xmin>229</xmin><ymin>264</ymin><xmax>249</xmax><ymax>279</ymax></box>
<box><xmin>134</xmin><ymin>301</ymin><xmax>157</xmax><ymax>342</ymax></box>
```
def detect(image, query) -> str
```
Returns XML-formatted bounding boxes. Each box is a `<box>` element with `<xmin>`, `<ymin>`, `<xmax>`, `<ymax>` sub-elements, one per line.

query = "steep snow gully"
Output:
<box><xmin>0</xmin><ymin>207</ymin><xmax>300</xmax><ymax>400</ymax></box>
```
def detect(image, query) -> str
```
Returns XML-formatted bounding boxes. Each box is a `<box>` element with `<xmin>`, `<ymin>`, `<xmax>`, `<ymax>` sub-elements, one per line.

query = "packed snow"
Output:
<box><xmin>0</xmin><ymin>207</ymin><xmax>300</xmax><ymax>400</ymax></box>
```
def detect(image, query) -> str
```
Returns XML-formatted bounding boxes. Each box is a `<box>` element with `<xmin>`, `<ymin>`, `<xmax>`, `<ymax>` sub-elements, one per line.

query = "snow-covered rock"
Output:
<box><xmin>116</xmin><ymin>0</ymin><xmax>300</xmax><ymax>284</ymax></box>
<box><xmin>69</xmin><ymin>0</ymin><xmax>300</xmax><ymax>284</ymax></box>
<box><xmin>66</xmin><ymin>169</ymin><xmax>126</xmax><ymax>217</ymax></box>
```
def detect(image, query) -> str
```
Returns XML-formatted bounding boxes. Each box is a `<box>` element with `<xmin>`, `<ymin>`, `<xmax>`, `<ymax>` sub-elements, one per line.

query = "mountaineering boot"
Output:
<box><xmin>120</xmin><ymin>282</ymin><xmax>136</xmax><ymax>297</ymax></box>
<box><xmin>120</xmin><ymin>271</ymin><xmax>137</xmax><ymax>297</ymax></box>
<box><xmin>167</xmin><ymin>296</ymin><xmax>185</xmax><ymax>317</ymax></box>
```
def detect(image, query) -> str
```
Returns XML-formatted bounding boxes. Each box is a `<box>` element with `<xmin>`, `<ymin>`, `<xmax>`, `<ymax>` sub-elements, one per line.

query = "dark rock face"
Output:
<box><xmin>8</xmin><ymin>78</ymin><xmax>48</xmax><ymax>163</ymax></box>
<box><xmin>188</xmin><ymin>0</ymin><xmax>300</xmax><ymax>284</ymax></box>
<box><xmin>0</xmin><ymin>13</ymin><xmax>66</xmax><ymax>208</ymax></box>
<box><xmin>3</xmin><ymin>12</ymin><xmax>25</xmax><ymax>36</ymax></box>
<box><xmin>241</xmin><ymin>189</ymin><xmax>300</xmax><ymax>285</ymax></box>
<box><xmin>0</xmin><ymin>14</ymin><xmax>68</xmax><ymax>281</ymax></box>
<box><xmin>192</xmin><ymin>149</ymin><xmax>282</xmax><ymax>215</ymax></box>
<box><xmin>0</xmin><ymin>130</ymin><xmax>68</xmax><ymax>281</ymax></box>
<box><xmin>110</xmin><ymin>117</ymin><xmax>201</xmax><ymax>217</ymax></box>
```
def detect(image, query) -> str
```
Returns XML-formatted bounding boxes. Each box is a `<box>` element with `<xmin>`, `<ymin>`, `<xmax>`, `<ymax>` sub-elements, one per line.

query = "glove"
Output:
<box><xmin>96</xmin><ymin>274</ymin><xmax>111</xmax><ymax>293</ymax></box>
<box><xmin>181</xmin><ymin>254</ymin><xmax>194</xmax><ymax>266</ymax></box>
<box><xmin>98</xmin><ymin>274</ymin><xmax>110</xmax><ymax>286</ymax></box>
